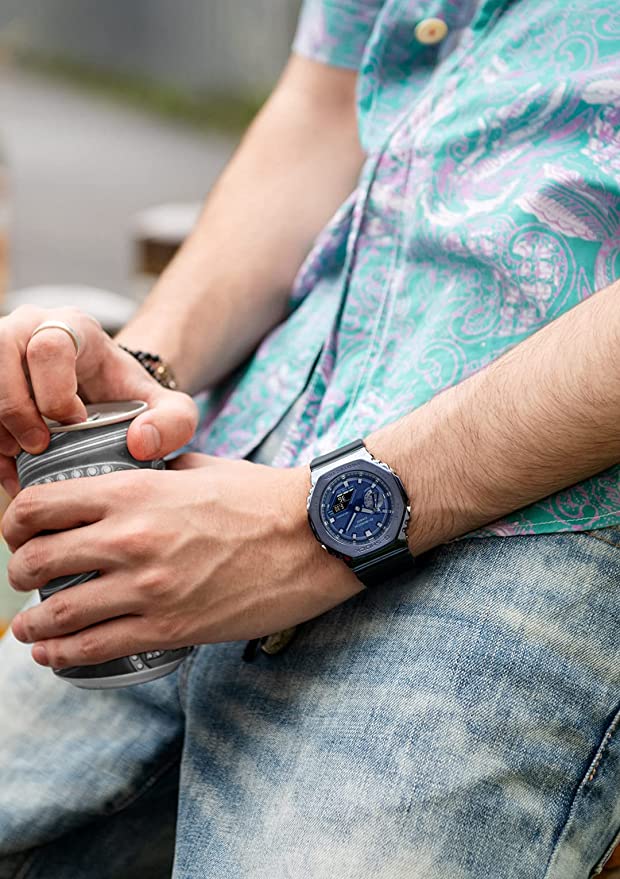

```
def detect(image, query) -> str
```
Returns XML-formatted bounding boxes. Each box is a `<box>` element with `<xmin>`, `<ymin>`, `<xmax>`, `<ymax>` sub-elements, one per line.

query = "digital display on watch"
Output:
<box><xmin>332</xmin><ymin>488</ymin><xmax>354</xmax><ymax>514</ymax></box>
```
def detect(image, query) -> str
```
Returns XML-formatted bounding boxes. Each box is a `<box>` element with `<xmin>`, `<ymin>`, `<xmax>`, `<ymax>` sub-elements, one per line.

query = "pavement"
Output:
<box><xmin>0</xmin><ymin>64</ymin><xmax>235</xmax><ymax>295</ymax></box>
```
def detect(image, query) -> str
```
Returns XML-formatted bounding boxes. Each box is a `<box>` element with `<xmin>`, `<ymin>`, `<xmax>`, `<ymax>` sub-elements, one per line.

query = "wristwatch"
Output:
<box><xmin>307</xmin><ymin>439</ymin><xmax>413</xmax><ymax>587</ymax></box>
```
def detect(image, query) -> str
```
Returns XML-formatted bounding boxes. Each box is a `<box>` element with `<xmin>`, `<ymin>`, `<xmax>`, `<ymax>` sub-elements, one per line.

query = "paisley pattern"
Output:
<box><xmin>191</xmin><ymin>0</ymin><xmax>620</xmax><ymax>538</ymax></box>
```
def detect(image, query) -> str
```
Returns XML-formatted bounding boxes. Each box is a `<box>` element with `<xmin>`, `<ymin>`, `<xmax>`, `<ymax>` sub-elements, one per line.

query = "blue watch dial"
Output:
<box><xmin>319</xmin><ymin>469</ymin><xmax>393</xmax><ymax>547</ymax></box>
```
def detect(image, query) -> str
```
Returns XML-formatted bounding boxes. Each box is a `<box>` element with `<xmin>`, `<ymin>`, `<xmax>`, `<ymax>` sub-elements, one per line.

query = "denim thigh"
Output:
<box><xmin>175</xmin><ymin>529</ymin><xmax>620</xmax><ymax>879</ymax></box>
<box><xmin>0</xmin><ymin>763</ymin><xmax>179</xmax><ymax>879</ymax></box>
<box><xmin>0</xmin><ymin>621</ymin><xmax>185</xmax><ymax>868</ymax></box>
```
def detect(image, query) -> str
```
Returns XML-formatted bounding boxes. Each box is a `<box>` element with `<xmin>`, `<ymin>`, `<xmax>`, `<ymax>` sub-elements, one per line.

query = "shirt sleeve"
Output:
<box><xmin>292</xmin><ymin>0</ymin><xmax>383</xmax><ymax>70</ymax></box>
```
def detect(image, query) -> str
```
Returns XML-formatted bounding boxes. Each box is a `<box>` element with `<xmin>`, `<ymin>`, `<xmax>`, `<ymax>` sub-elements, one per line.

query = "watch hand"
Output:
<box><xmin>361</xmin><ymin>507</ymin><xmax>374</xmax><ymax>514</ymax></box>
<box><xmin>346</xmin><ymin>512</ymin><xmax>357</xmax><ymax>532</ymax></box>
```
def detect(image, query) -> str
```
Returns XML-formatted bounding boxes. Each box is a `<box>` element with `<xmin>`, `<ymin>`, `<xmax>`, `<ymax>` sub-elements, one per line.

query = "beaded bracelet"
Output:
<box><xmin>119</xmin><ymin>346</ymin><xmax>179</xmax><ymax>391</ymax></box>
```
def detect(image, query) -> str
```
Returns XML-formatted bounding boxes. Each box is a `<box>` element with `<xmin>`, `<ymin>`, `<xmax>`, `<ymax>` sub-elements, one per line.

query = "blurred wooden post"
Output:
<box><xmin>132</xmin><ymin>202</ymin><xmax>202</xmax><ymax>302</ymax></box>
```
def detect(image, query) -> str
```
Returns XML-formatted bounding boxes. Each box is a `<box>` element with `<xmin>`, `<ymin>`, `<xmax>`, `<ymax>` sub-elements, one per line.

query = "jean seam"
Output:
<box><xmin>9</xmin><ymin>851</ymin><xmax>37</xmax><ymax>879</ymax></box>
<box><xmin>10</xmin><ymin>760</ymin><xmax>180</xmax><ymax>879</ymax></box>
<box><xmin>580</xmin><ymin>531</ymin><xmax>620</xmax><ymax>550</ymax></box>
<box><xmin>177</xmin><ymin>645</ymin><xmax>201</xmax><ymax>712</ymax></box>
<box><xmin>542</xmin><ymin>703</ymin><xmax>620</xmax><ymax>879</ymax></box>
<box><xmin>101</xmin><ymin>747</ymin><xmax>181</xmax><ymax>817</ymax></box>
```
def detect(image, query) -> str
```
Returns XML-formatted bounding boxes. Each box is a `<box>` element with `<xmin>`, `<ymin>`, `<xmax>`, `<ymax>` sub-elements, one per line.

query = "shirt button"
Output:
<box><xmin>414</xmin><ymin>17</ymin><xmax>449</xmax><ymax>45</ymax></box>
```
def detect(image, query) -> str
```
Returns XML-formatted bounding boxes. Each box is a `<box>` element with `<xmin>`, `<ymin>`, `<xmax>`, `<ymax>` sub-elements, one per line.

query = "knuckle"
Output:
<box><xmin>47</xmin><ymin>645</ymin><xmax>68</xmax><ymax>668</ymax></box>
<box><xmin>12</xmin><ymin>304</ymin><xmax>40</xmax><ymax>323</ymax></box>
<box><xmin>20</xmin><ymin>542</ymin><xmax>45</xmax><ymax>581</ymax></box>
<box><xmin>0</xmin><ymin>396</ymin><xmax>27</xmax><ymax>422</ymax></box>
<box><xmin>138</xmin><ymin>469</ymin><xmax>161</xmax><ymax>496</ymax></box>
<box><xmin>28</xmin><ymin>330</ymin><xmax>65</xmax><ymax>362</ymax></box>
<box><xmin>0</xmin><ymin>435</ymin><xmax>20</xmax><ymax>456</ymax></box>
<box><xmin>6</xmin><ymin>556</ymin><xmax>21</xmax><ymax>590</ymax></box>
<box><xmin>58</xmin><ymin>308</ymin><xmax>101</xmax><ymax>342</ymax></box>
<box><xmin>40</xmin><ymin>398</ymin><xmax>75</xmax><ymax>421</ymax></box>
<box><xmin>76</xmin><ymin>632</ymin><xmax>103</xmax><ymax>664</ymax></box>
<box><xmin>106</xmin><ymin>470</ymin><xmax>134</xmax><ymax>494</ymax></box>
<box><xmin>58</xmin><ymin>306</ymin><xmax>84</xmax><ymax>326</ymax></box>
<box><xmin>49</xmin><ymin>596</ymin><xmax>74</xmax><ymax>628</ymax></box>
<box><xmin>119</xmin><ymin>521</ymin><xmax>152</xmax><ymax>559</ymax></box>
<box><xmin>138</xmin><ymin>567</ymin><xmax>167</xmax><ymax>598</ymax></box>
<box><xmin>19</xmin><ymin>615</ymin><xmax>37</xmax><ymax>642</ymax></box>
<box><xmin>12</xmin><ymin>489</ymin><xmax>40</xmax><ymax>530</ymax></box>
<box><xmin>81</xmin><ymin>312</ymin><xmax>103</xmax><ymax>340</ymax></box>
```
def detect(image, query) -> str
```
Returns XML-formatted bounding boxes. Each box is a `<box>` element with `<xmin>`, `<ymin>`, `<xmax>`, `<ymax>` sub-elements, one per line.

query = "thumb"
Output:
<box><xmin>126</xmin><ymin>389</ymin><xmax>198</xmax><ymax>460</ymax></box>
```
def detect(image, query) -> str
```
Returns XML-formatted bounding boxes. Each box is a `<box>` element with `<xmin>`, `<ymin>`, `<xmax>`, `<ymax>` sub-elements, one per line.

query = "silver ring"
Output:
<box><xmin>30</xmin><ymin>320</ymin><xmax>81</xmax><ymax>356</ymax></box>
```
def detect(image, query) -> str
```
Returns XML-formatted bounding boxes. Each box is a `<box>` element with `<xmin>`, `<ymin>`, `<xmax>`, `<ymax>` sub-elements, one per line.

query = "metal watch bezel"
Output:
<box><xmin>307</xmin><ymin>458</ymin><xmax>409</xmax><ymax>561</ymax></box>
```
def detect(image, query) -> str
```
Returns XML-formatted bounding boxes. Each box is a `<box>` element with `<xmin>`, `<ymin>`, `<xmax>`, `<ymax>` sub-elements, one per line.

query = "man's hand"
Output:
<box><xmin>0</xmin><ymin>305</ymin><xmax>198</xmax><ymax>498</ymax></box>
<box><xmin>4</xmin><ymin>455</ymin><xmax>362</xmax><ymax>667</ymax></box>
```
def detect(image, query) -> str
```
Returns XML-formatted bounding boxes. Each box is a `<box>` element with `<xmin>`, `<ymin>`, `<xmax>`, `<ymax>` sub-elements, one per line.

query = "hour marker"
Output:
<box><xmin>352</xmin><ymin>533</ymin><xmax>357</xmax><ymax>540</ymax></box>
<box><xmin>370</xmin><ymin>483</ymin><xmax>376</xmax><ymax>489</ymax></box>
<box><xmin>343</xmin><ymin>480</ymin><xmax>349</xmax><ymax>487</ymax></box>
<box><xmin>358</xmin><ymin>478</ymin><xmax>362</xmax><ymax>483</ymax></box>
<box><xmin>365</xmin><ymin>529</ymin><xmax>372</xmax><ymax>537</ymax></box>
<box><xmin>339</xmin><ymin>528</ymin><xmax>344</xmax><ymax>534</ymax></box>
<box><xmin>329</xmin><ymin>517</ymin><xmax>335</xmax><ymax>523</ymax></box>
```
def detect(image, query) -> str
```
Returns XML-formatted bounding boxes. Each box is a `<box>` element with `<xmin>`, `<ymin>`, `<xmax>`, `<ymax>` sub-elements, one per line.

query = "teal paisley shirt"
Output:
<box><xmin>192</xmin><ymin>0</ymin><xmax>620</xmax><ymax>538</ymax></box>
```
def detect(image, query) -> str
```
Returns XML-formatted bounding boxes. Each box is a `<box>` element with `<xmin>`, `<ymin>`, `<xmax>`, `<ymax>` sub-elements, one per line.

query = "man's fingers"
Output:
<box><xmin>2</xmin><ymin>480</ymin><xmax>110</xmax><ymax>550</ymax></box>
<box><xmin>26</xmin><ymin>328</ymin><xmax>88</xmax><ymax>425</ymax></box>
<box><xmin>7</xmin><ymin>524</ymin><xmax>115</xmax><ymax>592</ymax></box>
<box><xmin>0</xmin><ymin>305</ymin><xmax>102</xmax><ymax>453</ymax></box>
<box><xmin>127</xmin><ymin>387</ymin><xmax>198</xmax><ymax>460</ymax></box>
<box><xmin>0</xmin><ymin>455</ymin><xmax>20</xmax><ymax>498</ymax></box>
<box><xmin>28</xmin><ymin>616</ymin><xmax>173</xmax><ymax>668</ymax></box>
<box><xmin>11</xmin><ymin>576</ymin><xmax>139</xmax><ymax>643</ymax></box>
<box><xmin>0</xmin><ymin>425</ymin><xmax>21</xmax><ymax>458</ymax></box>
<box><xmin>0</xmin><ymin>337</ymin><xmax>49</xmax><ymax>454</ymax></box>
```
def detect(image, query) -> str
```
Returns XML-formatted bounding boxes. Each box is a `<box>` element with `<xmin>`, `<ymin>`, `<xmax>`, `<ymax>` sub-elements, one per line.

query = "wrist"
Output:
<box><xmin>119</xmin><ymin>346</ymin><xmax>179</xmax><ymax>390</ymax></box>
<box><xmin>365</xmin><ymin>396</ymin><xmax>470</xmax><ymax>556</ymax></box>
<box><xmin>115</xmin><ymin>322</ymin><xmax>188</xmax><ymax>391</ymax></box>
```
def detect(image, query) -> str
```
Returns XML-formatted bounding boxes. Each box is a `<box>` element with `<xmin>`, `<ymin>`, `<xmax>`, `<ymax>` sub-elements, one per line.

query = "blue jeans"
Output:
<box><xmin>0</xmin><ymin>528</ymin><xmax>619</xmax><ymax>878</ymax></box>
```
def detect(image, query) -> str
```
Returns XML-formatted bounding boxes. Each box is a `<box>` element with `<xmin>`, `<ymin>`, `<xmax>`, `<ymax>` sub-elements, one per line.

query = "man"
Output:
<box><xmin>0</xmin><ymin>0</ymin><xmax>619</xmax><ymax>876</ymax></box>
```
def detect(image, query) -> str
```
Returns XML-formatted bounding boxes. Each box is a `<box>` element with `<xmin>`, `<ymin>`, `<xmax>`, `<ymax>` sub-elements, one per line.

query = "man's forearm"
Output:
<box><xmin>117</xmin><ymin>56</ymin><xmax>364</xmax><ymax>394</ymax></box>
<box><xmin>367</xmin><ymin>280</ymin><xmax>620</xmax><ymax>554</ymax></box>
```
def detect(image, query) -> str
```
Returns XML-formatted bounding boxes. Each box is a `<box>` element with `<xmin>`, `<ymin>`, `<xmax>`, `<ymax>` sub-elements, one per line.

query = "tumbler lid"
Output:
<box><xmin>45</xmin><ymin>401</ymin><xmax>148</xmax><ymax>434</ymax></box>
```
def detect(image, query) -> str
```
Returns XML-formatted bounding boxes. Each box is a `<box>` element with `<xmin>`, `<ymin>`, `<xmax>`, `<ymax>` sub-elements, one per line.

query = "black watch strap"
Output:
<box><xmin>351</xmin><ymin>545</ymin><xmax>413</xmax><ymax>587</ymax></box>
<box><xmin>310</xmin><ymin>439</ymin><xmax>365</xmax><ymax>471</ymax></box>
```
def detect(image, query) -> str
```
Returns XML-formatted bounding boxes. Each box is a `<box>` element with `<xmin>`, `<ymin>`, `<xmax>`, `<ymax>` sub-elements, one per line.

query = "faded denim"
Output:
<box><xmin>0</xmin><ymin>528</ymin><xmax>619</xmax><ymax>878</ymax></box>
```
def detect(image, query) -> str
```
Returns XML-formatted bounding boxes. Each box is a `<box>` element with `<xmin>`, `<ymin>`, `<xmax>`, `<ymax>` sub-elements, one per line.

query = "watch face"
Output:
<box><xmin>317</xmin><ymin>467</ymin><xmax>397</xmax><ymax>553</ymax></box>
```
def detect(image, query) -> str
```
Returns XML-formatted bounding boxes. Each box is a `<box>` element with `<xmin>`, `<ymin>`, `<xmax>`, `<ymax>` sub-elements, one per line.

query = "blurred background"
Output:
<box><xmin>0</xmin><ymin>0</ymin><xmax>302</xmax><ymax>627</ymax></box>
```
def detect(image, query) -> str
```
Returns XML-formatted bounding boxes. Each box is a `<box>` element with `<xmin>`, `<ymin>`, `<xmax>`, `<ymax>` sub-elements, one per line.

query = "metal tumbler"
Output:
<box><xmin>16</xmin><ymin>400</ymin><xmax>191</xmax><ymax>689</ymax></box>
